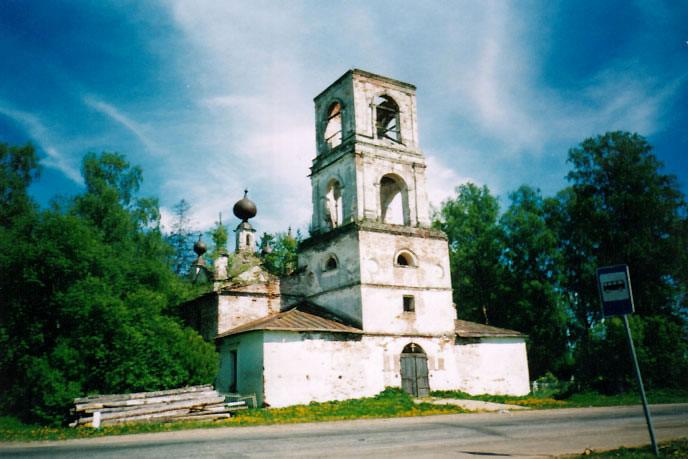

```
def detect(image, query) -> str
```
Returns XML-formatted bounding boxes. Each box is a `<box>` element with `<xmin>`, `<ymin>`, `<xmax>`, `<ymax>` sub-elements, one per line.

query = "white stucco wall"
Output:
<box><xmin>358</xmin><ymin>229</ymin><xmax>455</xmax><ymax>335</ymax></box>
<box><xmin>454</xmin><ymin>337</ymin><xmax>530</xmax><ymax>396</ymax></box>
<box><xmin>361</xmin><ymin>287</ymin><xmax>455</xmax><ymax>335</ymax></box>
<box><xmin>365</xmin><ymin>335</ymin><xmax>460</xmax><ymax>392</ymax></box>
<box><xmin>219</xmin><ymin>330</ymin><xmax>529</xmax><ymax>408</ymax></box>
<box><xmin>261</xmin><ymin>332</ymin><xmax>466</xmax><ymax>407</ymax></box>
<box><xmin>263</xmin><ymin>332</ymin><xmax>378</xmax><ymax>407</ymax></box>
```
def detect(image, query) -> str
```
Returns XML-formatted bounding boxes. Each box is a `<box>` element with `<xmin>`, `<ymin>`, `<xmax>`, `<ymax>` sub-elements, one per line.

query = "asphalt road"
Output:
<box><xmin>2</xmin><ymin>404</ymin><xmax>687</xmax><ymax>458</ymax></box>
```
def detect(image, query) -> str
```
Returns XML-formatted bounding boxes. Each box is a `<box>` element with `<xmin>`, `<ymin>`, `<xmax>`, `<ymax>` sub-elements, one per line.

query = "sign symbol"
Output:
<box><xmin>602</xmin><ymin>280</ymin><xmax>625</xmax><ymax>292</ymax></box>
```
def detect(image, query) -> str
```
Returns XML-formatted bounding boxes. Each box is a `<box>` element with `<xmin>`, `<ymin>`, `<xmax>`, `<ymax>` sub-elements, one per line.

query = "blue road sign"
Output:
<box><xmin>597</xmin><ymin>264</ymin><xmax>635</xmax><ymax>317</ymax></box>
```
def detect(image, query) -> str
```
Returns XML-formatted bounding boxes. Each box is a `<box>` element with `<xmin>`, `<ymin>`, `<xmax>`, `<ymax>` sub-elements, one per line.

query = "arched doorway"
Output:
<box><xmin>400</xmin><ymin>343</ymin><xmax>430</xmax><ymax>397</ymax></box>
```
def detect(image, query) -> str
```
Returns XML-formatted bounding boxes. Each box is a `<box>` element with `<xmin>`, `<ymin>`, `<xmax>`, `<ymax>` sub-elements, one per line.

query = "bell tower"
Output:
<box><xmin>283</xmin><ymin>69</ymin><xmax>455</xmax><ymax>337</ymax></box>
<box><xmin>309</xmin><ymin>69</ymin><xmax>431</xmax><ymax>235</ymax></box>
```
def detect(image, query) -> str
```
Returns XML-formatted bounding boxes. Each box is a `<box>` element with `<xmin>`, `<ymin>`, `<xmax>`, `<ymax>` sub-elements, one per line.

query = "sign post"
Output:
<box><xmin>596</xmin><ymin>265</ymin><xmax>658</xmax><ymax>456</ymax></box>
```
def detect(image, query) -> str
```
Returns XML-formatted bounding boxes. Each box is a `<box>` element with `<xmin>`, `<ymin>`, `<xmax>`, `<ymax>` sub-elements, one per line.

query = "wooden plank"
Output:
<box><xmin>75</xmin><ymin>388</ymin><xmax>217</xmax><ymax>409</ymax></box>
<box><xmin>74</xmin><ymin>385</ymin><xmax>213</xmax><ymax>404</ymax></box>
<box><xmin>99</xmin><ymin>408</ymin><xmax>193</xmax><ymax>426</ymax></box>
<box><xmin>81</xmin><ymin>396</ymin><xmax>226</xmax><ymax>422</ymax></box>
<box><xmin>99</xmin><ymin>410</ymin><xmax>234</xmax><ymax>426</ymax></box>
<box><xmin>75</xmin><ymin>390</ymin><xmax>219</xmax><ymax>412</ymax></box>
<box><xmin>79</xmin><ymin>409</ymin><xmax>235</xmax><ymax>427</ymax></box>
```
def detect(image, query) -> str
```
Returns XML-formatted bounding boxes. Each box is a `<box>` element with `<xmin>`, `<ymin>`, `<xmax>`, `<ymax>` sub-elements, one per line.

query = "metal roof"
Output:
<box><xmin>455</xmin><ymin>320</ymin><xmax>524</xmax><ymax>338</ymax></box>
<box><xmin>216</xmin><ymin>307</ymin><xmax>363</xmax><ymax>338</ymax></box>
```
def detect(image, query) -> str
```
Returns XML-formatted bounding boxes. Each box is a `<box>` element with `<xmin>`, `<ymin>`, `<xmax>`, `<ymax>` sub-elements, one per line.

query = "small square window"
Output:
<box><xmin>403</xmin><ymin>295</ymin><xmax>415</xmax><ymax>312</ymax></box>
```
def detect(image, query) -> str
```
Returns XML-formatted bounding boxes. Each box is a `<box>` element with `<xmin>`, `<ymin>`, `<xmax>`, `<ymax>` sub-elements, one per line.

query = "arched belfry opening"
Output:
<box><xmin>324</xmin><ymin>179</ymin><xmax>344</xmax><ymax>229</ymax></box>
<box><xmin>400</xmin><ymin>343</ymin><xmax>430</xmax><ymax>397</ymax></box>
<box><xmin>374</xmin><ymin>95</ymin><xmax>400</xmax><ymax>142</ymax></box>
<box><xmin>323</xmin><ymin>101</ymin><xmax>342</xmax><ymax>149</ymax></box>
<box><xmin>380</xmin><ymin>174</ymin><xmax>409</xmax><ymax>225</ymax></box>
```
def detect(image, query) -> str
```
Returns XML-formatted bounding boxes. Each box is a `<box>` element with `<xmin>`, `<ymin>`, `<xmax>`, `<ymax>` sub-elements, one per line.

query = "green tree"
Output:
<box><xmin>563</xmin><ymin>132</ymin><xmax>686</xmax><ymax>321</ymax></box>
<box><xmin>0</xmin><ymin>142</ymin><xmax>39</xmax><ymax>223</ymax></box>
<box><xmin>259</xmin><ymin>229</ymin><xmax>300</xmax><ymax>276</ymax></box>
<box><xmin>167</xmin><ymin>199</ymin><xmax>196</xmax><ymax>275</ymax></box>
<box><xmin>0</xmin><ymin>150</ymin><xmax>217</xmax><ymax>424</ymax></box>
<box><xmin>498</xmin><ymin>186</ymin><xmax>569</xmax><ymax>378</ymax></box>
<box><xmin>553</xmin><ymin>132</ymin><xmax>688</xmax><ymax>391</ymax></box>
<box><xmin>434</xmin><ymin>183</ymin><xmax>504</xmax><ymax>323</ymax></box>
<box><xmin>209</xmin><ymin>214</ymin><xmax>229</xmax><ymax>259</ymax></box>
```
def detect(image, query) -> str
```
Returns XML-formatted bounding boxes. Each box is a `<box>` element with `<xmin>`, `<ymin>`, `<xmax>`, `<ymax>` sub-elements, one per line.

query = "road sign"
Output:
<box><xmin>595</xmin><ymin>264</ymin><xmax>658</xmax><ymax>456</ymax></box>
<box><xmin>597</xmin><ymin>264</ymin><xmax>634</xmax><ymax>317</ymax></box>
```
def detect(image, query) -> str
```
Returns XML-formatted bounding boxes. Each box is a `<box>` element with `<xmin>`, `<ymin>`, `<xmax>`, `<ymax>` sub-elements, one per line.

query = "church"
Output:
<box><xmin>183</xmin><ymin>69</ymin><xmax>530</xmax><ymax>407</ymax></box>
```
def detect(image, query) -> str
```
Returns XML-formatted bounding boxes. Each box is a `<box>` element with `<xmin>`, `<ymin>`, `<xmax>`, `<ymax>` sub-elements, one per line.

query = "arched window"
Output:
<box><xmin>395</xmin><ymin>250</ymin><xmax>417</xmax><ymax>267</ymax></box>
<box><xmin>380</xmin><ymin>174</ymin><xmax>409</xmax><ymax>225</ymax></box>
<box><xmin>323</xmin><ymin>254</ymin><xmax>338</xmax><ymax>272</ymax></box>
<box><xmin>325</xmin><ymin>179</ymin><xmax>343</xmax><ymax>229</ymax></box>
<box><xmin>374</xmin><ymin>95</ymin><xmax>400</xmax><ymax>142</ymax></box>
<box><xmin>324</xmin><ymin>102</ymin><xmax>342</xmax><ymax>149</ymax></box>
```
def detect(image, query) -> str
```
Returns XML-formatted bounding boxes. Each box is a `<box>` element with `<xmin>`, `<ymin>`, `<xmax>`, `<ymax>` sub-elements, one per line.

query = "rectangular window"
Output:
<box><xmin>403</xmin><ymin>295</ymin><xmax>415</xmax><ymax>312</ymax></box>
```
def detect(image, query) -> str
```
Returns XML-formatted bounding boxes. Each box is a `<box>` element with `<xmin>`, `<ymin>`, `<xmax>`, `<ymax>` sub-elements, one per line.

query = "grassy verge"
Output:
<box><xmin>429</xmin><ymin>388</ymin><xmax>688</xmax><ymax>409</ymax></box>
<box><xmin>3</xmin><ymin>388</ymin><xmax>687</xmax><ymax>443</ymax></box>
<box><xmin>566</xmin><ymin>437</ymin><xmax>688</xmax><ymax>458</ymax></box>
<box><xmin>0</xmin><ymin>388</ymin><xmax>465</xmax><ymax>442</ymax></box>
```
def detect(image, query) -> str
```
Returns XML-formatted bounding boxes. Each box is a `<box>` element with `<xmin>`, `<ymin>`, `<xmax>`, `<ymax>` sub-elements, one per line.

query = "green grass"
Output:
<box><xmin>429</xmin><ymin>388</ymin><xmax>688</xmax><ymax>409</ymax></box>
<box><xmin>567</xmin><ymin>437</ymin><xmax>688</xmax><ymax>458</ymax></box>
<box><xmin>0</xmin><ymin>388</ymin><xmax>465</xmax><ymax>442</ymax></box>
<box><xmin>3</xmin><ymin>388</ymin><xmax>687</xmax><ymax>443</ymax></box>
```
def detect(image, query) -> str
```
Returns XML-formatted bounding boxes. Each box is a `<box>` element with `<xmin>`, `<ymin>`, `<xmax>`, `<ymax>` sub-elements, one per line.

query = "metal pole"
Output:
<box><xmin>622</xmin><ymin>314</ymin><xmax>659</xmax><ymax>456</ymax></box>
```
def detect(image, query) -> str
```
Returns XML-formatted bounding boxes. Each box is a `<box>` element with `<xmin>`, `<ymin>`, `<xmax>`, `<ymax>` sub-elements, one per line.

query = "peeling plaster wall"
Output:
<box><xmin>263</xmin><ymin>332</ymin><xmax>376</xmax><ymax>407</ymax></box>
<box><xmin>354</xmin><ymin>147</ymin><xmax>430</xmax><ymax>226</ymax></box>
<box><xmin>350</xmin><ymin>73</ymin><xmax>419</xmax><ymax>150</ymax></box>
<box><xmin>454</xmin><ymin>338</ymin><xmax>530</xmax><ymax>396</ymax></box>
<box><xmin>311</xmin><ymin>70</ymin><xmax>430</xmax><ymax>233</ymax></box>
<box><xmin>227</xmin><ymin>332</ymin><xmax>528</xmax><ymax>408</ymax></box>
<box><xmin>217</xmin><ymin>280</ymin><xmax>281</xmax><ymax>335</ymax></box>
<box><xmin>361</xmin><ymin>287</ymin><xmax>455</xmax><ymax>335</ymax></box>
<box><xmin>366</xmin><ymin>335</ymin><xmax>459</xmax><ymax>392</ymax></box>
<box><xmin>262</xmin><ymin>333</ymin><xmax>472</xmax><ymax>407</ymax></box>
<box><xmin>310</xmin><ymin>153</ymin><xmax>359</xmax><ymax>231</ymax></box>
<box><xmin>359</xmin><ymin>229</ymin><xmax>455</xmax><ymax>334</ymax></box>
<box><xmin>282</xmin><ymin>230</ymin><xmax>363</xmax><ymax>326</ymax></box>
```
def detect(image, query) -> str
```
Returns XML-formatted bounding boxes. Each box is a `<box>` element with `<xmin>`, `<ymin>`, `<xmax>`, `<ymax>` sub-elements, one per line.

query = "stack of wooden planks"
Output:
<box><xmin>70</xmin><ymin>385</ymin><xmax>247</xmax><ymax>427</ymax></box>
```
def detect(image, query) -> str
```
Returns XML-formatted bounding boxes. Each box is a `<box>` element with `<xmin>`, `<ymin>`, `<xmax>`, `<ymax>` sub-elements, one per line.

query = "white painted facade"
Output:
<box><xmin>198</xmin><ymin>69</ymin><xmax>530</xmax><ymax>407</ymax></box>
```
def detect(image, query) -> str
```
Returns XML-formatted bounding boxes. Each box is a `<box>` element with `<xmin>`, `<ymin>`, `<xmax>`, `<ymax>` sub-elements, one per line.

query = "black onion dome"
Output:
<box><xmin>193</xmin><ymin>237</ymin><xmax>207</xmax><ymax>256</ymax></box>
<box><xmin>233</xmin><ymin>189</ymin><xmax>257</xmax><ymax>222</ymax></box>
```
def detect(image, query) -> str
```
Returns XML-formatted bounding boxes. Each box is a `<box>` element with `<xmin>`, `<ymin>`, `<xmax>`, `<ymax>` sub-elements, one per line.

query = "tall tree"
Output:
<box><xmin>0</xmin><ymin>142</ymin><xmax>39</xmax><ymax>224</ymax></box>
<box><xmin>167</xmin><ymin>199</ymin><xmax>195</xmax><ymax>275</ymax></box>
<box><xmin>554</xmin><ymin>132</ymin><xmax>688</xmax><ymax>391</ymax></box>
<box><xmin>559</xmin><ymin>131</ymin><xmax>686</xmax><ymax>326</ymax></box>
<box><xmin>434</xmin><ymin>183</ymin><xmax>504</xmax><ymax>323</ymax></box>
<box><xmin>498</xmin><ymin>186</ymin><xmax>569</xmax><ymax>378</ymax></box>
<box><xmin>0</xmin><ymin>150</ymin><xmax>217</xmax><ymax>424</ymax></box>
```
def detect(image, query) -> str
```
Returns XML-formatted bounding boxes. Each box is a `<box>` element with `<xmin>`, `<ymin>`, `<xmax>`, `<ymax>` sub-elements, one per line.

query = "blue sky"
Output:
<box><xmin>1</xmin><ymin>1</ymin><xmax>687</xmax><ymax>236</ymax></box>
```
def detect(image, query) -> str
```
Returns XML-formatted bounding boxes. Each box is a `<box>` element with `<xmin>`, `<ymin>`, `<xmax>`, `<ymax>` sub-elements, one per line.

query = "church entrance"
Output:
<box><xmin>400</xmin><ymin>343</ymin><xmax>430</xmax><ymax>397</ymax></box>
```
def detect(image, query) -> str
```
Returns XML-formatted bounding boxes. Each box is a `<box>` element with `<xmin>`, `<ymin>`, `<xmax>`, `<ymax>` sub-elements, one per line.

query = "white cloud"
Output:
<box><xmin>154</xmin><ymin>0</ymin><xmax>683</xmax><ymax>232</ymax></box>
<box><xmin>83</xmin><ymin>95</ymin><xmax>162</xmax><ymax>156</ymax></box>
<box><xmin>425</xmin><ymin>154</ymin><xmax>473</xmax><ymax>209</ymax></box>
<box><xmin>0</xmin><ymin>103</ymin><xmax>83</xmax><ymax>183</ymax></box>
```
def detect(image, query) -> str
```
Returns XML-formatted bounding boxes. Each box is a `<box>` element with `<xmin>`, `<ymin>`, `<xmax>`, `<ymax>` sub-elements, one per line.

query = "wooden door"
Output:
<box><xmin>400</xmin><ymin>344</ymin><xmax>430</xmax><ymax>397</ymax></box>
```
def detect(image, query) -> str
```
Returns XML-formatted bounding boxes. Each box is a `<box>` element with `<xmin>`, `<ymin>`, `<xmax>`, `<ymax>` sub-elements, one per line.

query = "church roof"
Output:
<box><xmin>454</xmin><ymin>320</ymin><xmax>524</xmax><ymax>338</ymax></box>
<box><xmin>216</xmin><ymin>307</ymin><xmax>363</xmax><ymax>338</ymax></box>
